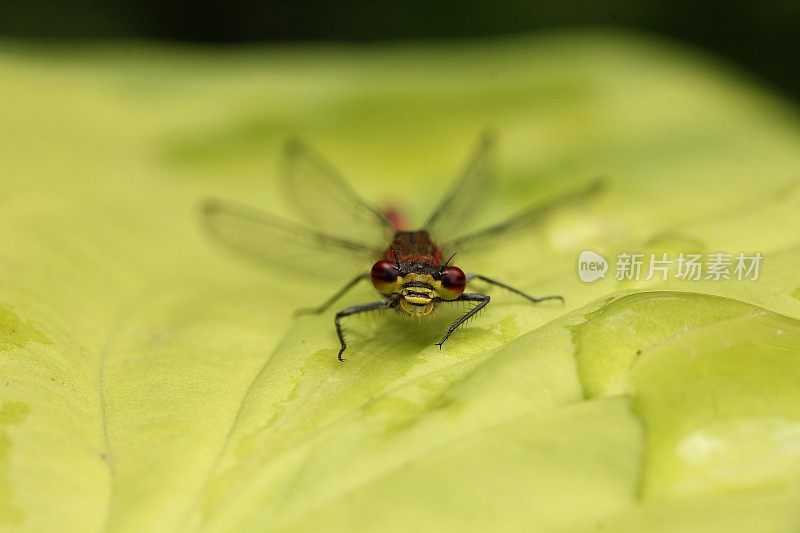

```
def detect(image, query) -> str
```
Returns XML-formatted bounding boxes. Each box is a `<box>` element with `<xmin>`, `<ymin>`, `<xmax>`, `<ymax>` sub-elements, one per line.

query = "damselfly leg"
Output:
<box><xmin>335</xmin><ymin>297</ymin><xmax>399</xmax><ymax>361</ymax></box>
<box><xmin>466</xmin><ymin>274</ymin><xmax>564</xmax><ymax>304</ymax></box>
<box><xmin>435</xmin><ymin>293</ymin><xmax>490</xmax><ymax>348</ymax></box>
<box><xmin>294</xmin><ymin>273</ymin><xmax>370</xmax><ymax>316</ymax></box>
<box><xmin>435</xmin><ymin>275</ymin><xmax>563</xmax><ymax>349</ymax></box>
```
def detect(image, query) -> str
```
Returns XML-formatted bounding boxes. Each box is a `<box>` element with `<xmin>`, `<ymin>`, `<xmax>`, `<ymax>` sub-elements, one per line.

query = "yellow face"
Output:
<box><xmin>397</xmin><ymin>273</ymin><xmax>440</xmax><ymax>317</ymax></box>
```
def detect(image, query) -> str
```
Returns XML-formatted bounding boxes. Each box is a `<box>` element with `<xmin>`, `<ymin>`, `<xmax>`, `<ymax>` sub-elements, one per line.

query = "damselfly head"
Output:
<box><xmin>370</xmin><ymin>259</ymin><xmax>467</xmax><ymax>317</ymax></box>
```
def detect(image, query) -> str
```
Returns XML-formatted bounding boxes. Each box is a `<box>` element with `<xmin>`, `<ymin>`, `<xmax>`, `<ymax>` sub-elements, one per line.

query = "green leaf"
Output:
<box><xmin>1</xmin><ymin>32</ymin><xmax>800</xmax><ymax>532</ymax></box>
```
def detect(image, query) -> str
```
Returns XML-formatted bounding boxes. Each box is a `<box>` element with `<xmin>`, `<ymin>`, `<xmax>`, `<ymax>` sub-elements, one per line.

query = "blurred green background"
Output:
<box><xmin>2</xmin><ymin>0</ymin><xmax>799</xmax><ymax>100</ymax></box>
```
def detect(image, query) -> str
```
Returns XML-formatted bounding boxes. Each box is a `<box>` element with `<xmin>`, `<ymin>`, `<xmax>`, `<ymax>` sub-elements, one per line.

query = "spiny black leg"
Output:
<box><xmin>335</xmin><ymin>298</ymin><xmax>397</xmax><ymax>362</ymax></box>
<box><xmin>295</xmin><ymin>273</ymin><xmax>369</xmax><ymax>317</ymax></box>
<box><xmin>466</xmin><ymin>274</ymin><xmax>563</xmax><ymax>304</ymax></box>
<box><xmin>436</xmin><ymin>293</ymin><xmax>490</xmax><ymax>349</ymax></box>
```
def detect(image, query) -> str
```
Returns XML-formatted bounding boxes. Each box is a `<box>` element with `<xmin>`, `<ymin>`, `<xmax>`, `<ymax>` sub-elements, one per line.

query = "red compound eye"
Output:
<box><xmin>371</xmin><ymin>260</ymin><xmax>400</xmax><ymax>294</ymax></box>
<box><xmin>439</xmin><ymin>266</ymin><xmax>466</xmax><ymax>300</ymax></box>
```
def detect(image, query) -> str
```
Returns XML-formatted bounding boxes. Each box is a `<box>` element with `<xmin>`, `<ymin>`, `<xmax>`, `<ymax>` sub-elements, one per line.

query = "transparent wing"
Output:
<box><xmin>283</xmin><ymin>139</ymin><xmax>395</xmax><ymax>244</ymax></box>
<box><xmin>202</xmin><ymin>198</ymin><xmax>381</xmax><ymax>279</ymax></box>
<box><xmin>424</xmin><ymin>131</ymin><xmax>496</xmax><ymax>242</ymax></box>
<box><xmin>440</xmin><ymin>179</ymin><xmax>606</xmax><ymax>254</ymax></box>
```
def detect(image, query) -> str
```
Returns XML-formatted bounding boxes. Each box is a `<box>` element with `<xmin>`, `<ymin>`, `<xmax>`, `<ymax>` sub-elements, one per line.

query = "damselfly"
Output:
<box><xmin>203</xmin><ymin>134</ymin><xmax>602</xmax><ymax>361</ymax></box>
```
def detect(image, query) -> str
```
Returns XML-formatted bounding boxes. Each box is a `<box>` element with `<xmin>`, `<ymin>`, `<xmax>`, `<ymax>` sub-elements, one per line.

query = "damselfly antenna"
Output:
<box><xmin>440</xmin><ymin>252</ymin><xmax>458</xmax><ymax>271</ymax></box>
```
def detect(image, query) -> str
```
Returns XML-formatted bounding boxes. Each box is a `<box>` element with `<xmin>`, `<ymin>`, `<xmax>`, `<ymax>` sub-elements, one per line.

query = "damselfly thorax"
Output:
<box><xmin>203</xmin><ymin>133</ymin><xmax>603</xmax><ymax>361</ymax></box>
